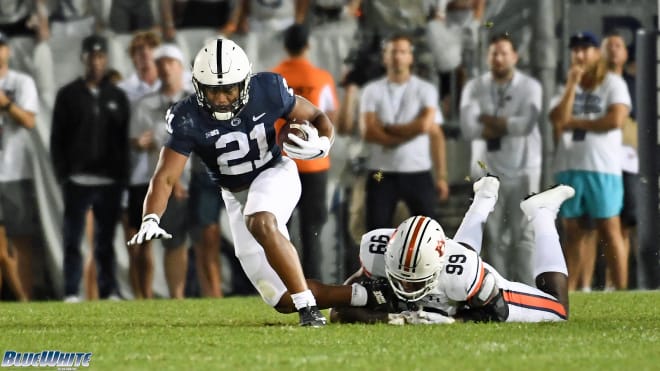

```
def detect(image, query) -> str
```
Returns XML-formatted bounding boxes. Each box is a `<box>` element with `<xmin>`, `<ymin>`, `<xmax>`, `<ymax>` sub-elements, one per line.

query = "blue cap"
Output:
<box><xmin>569</xmin><ymin>31</ymin><xmax>599</xmax><ymax>48</ymax></box>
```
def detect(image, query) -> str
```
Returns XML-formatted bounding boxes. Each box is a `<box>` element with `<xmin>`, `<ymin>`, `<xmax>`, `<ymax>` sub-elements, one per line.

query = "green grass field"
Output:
<box><xmin>1</xmin><ymin>291</ymin><xmax>659</xmax><ymax>370</ymax></box>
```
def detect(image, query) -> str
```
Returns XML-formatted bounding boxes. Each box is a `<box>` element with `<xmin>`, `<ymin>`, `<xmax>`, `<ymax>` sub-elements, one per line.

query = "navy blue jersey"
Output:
<box><xmin>165</xmin><ymin>72</ymin><xmax>296</xmax><ymax>189</ymax></box>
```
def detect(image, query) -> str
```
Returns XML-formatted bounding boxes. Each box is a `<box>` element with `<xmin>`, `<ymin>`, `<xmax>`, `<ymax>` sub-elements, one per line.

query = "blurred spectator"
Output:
<box><xmin>308</xmin><ymin>0</ymin><xmax>358</xmax><ymax>26</ymax></box>
<box><xmin>359</xmin><ymin>34</ymin><xmax>449</xmax><ymax>230</ymax></box>
<box><xmin>0</xmin><ymin>0</ymin><xmax>48</xmax><ymax>40</ymax></box>
<box><xmin>339</xmin><ymin>1</ymin><xmax>442</xmax><ymax>248</ymax></box>
<box><xmin>118</xmin><ymin>30</ymin><xmax>161</xmax><ymax>298</ymax></box>
<box><xmin>459</xmin><ymin>33</ymin><xmax>542</xmax><ymax>285</ymax></box>
<box><xmin>118</xmin><ymin>31</ymin><xmax>161</xmax><ymax>103</ymax></box>
<box><xmin>430</xmin><ymin>0</ymin><xmax>485</xmax><ymax>120</ymax></box>
<box><xmin>234</xmin><ymin>0</ymin><xmax>309</xmax><ymax>72</ymax></box>
<box><xmin>82</xmin><ymin>67</ymin><xmax>123</xmax><ymax>301</ymax></box>
<box><xmin>160</xmin><ymin>0</ymin><xmax>240</xmax><ymax>41</ymax></box>
<box><xmin>128</xmin><ymin>44</ymin><xmax>192</xmax><ymax>299</ymax></box>
<box><xmin>41</xmin><ymin>0</ymin><xmax>103</xmax><ymax>38</ymax></box>
<box><xmin>0</xmin><ymin>31</ymin><xmax>39</xmax><ymax>300</ymax></box>
<box><xmin>444</xmin><ymin>0</ymin><xmax>485</xmax><ymax>77</ymax></box>
<box><xmin>50</xmin><ymin>34</ymin><xmax>130</xmax><ymax>302</ymax></box>
<box><xmin>602</xmin><ymin>32</ymin><xmax>638</xmax><ymax>289</ymax></box>
<box><xmin>549</xmin><ymin>31</ymin><xmax>631</xmax><ymax>291</ymax></box>
<box><xmin>272</xmin><ymin>24</ymin><xmax>339</xmax><ymax>280</ymax></box>
<box><xmin>342</xmin><ymin>0</ymin><xmax>438</xmax><ymax>88</ymax></box>
<box><xmin>108</xmin><ymin>0</ymin><xmax>155</xmax><ymax>34</ymax></box>
<box><xmin>236</xmin><ymin>0</ymin><xmax>307</xmax><ymax>33</ymax></box>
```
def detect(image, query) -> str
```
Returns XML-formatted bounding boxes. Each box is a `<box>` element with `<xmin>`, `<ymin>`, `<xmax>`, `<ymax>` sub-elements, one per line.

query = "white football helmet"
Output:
<box><xmin>384</xmin><ymin>216</ymin><xmax>447</xmax><ymax>302</ymax></box>
<box><xmin>192</xmin><ymin>38</ymin><xmax>252</xmax><ymax>120</ymax></box>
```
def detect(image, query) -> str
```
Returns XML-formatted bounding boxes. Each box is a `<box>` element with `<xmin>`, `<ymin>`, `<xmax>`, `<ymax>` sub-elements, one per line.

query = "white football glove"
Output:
<box><xmin>127</xmin><ymin>213</ymin><xmax>172</xmax><ymax>246</ymax></box>
<box><xmin>388</xmin><ymin>310</ymin><xmax>455</xmax><ymax>325</ymax></box>
<box><xmin>283</xmin><ymin>123</ymin><xmax>331</xmax><ymax>160</ymax></box>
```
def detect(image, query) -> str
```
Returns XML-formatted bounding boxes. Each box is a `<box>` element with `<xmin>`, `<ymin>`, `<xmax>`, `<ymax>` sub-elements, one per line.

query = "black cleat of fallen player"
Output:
<box><xmin>299</xmin><ymin>305</ymin><xmax>327</xmax><ymax>327</ymax></box>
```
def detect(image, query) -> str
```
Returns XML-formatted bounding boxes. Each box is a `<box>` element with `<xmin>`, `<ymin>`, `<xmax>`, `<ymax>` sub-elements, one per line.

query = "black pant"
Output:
<box><xmin>296</xmin><ymin>171</ymin><xmax>328</xmax><ymax>280</ymax></box>
<box><xmin>62</xmin><ymin>182</ymin><xmax>122</xmax><ymax>298</ymax></box>
<box><xmin>365</xmin><ymin>170</ymin><xmax>438</xmax><ymax>230</ymax></box>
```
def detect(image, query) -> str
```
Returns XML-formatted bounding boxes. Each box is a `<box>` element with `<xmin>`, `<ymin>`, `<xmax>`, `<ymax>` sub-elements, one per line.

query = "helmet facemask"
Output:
<box><xmin>192</xmin><ymin>76</ymin><xmax>251</xmax><ymax>121</ymax></box>
<box><xmin>384</xmin><ymin>216</ymin><xmax>447</xmax><ymax>302</ymax></box>
<box><xmin>387</xmin><ymin>269</ymin><xmax>441</xmax><ymax>302</ymax></box>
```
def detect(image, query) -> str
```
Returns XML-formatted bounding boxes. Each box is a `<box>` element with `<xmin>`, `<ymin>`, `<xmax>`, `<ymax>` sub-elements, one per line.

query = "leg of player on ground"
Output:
<box><xmin>521</xmin><ymin>186</ymin><xmax>574</xmax><ymax>316</ymax></box>
<box><xmin>453</xmin><ymin>175</ymin><xmax>500</xmax><ymax>252</ymax></box>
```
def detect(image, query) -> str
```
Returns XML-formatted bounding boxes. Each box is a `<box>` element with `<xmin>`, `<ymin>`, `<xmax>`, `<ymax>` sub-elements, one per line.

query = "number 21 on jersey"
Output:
<box><xmin>214</xmin><ymin>123</ymin><xmax>273</xmax><ymax>175</ymax></box>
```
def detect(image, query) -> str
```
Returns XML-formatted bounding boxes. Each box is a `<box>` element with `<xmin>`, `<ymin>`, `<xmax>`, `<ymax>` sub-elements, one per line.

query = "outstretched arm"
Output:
<box><xmin>143</xmin><ymin>147</ymin><xmax>188</xmax><ymax>218</ymax></box>
<box><xmin>329</xmin><ymin>270</ymin><xmax>390</xmax><ymax>324</ymax></box>
<box><xmin>127</xmin><ymin>147</ymin><xmax>188</xmax><ymax>246</ymax></box>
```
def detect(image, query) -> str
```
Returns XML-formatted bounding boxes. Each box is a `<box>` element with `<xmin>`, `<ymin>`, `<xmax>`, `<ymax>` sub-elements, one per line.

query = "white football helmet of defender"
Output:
<box><xmin>192</xmin><ymin>38</ymin><xmax>252</xmax><ymax>120</ymax></box>
<box><xmin>384</xmin><ymin>216</ymin><xmax>447</xmax><ymax>302</ymax></box>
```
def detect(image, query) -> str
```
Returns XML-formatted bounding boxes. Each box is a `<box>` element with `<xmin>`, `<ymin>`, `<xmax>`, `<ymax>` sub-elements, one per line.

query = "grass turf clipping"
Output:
<box><xmin>1</xmin><ymin>291</ymin><xmax>659</xmax><ymax>370</ymax></box>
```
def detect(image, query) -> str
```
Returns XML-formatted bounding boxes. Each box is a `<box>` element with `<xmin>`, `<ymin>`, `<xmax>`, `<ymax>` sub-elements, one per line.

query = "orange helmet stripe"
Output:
<box><xmin>402</xmin><ymin>216</ymin><xmax>427</xmax><ymax>272</ymax></box>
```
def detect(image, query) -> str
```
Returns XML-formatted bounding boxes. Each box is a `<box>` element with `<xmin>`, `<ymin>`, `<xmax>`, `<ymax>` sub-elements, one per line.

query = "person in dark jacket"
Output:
<box><xmin>50</xmin><ymin>34</ymin><xmax>130</xmax><ymax>302</ymax></box>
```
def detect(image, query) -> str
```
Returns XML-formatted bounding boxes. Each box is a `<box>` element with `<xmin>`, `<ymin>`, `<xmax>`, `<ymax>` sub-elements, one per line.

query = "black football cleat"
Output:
<box><xmin>299</xmin><ymin>305</ymin><xmax>327</xmax><ymax>327</ymax></box>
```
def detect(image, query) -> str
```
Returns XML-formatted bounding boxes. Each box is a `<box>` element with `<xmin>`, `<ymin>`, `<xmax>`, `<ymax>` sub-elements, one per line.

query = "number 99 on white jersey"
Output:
<box><xmin>359</xmin><ymin>228</ymin><xmax>395</xmax><ymax>278</ymax></box>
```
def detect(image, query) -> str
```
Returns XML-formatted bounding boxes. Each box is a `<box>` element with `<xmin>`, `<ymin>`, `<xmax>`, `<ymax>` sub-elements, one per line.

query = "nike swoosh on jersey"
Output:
<box><xmin>252</xmin><ymin>112</ymin><xmax>266</xmax><ymax>121</ymax></box>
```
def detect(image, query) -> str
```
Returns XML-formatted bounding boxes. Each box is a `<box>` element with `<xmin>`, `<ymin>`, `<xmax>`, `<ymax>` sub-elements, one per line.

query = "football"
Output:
<box><xmin>277</xmin><ymin>119</ymin><xmax>310</xmax><ymax>147</ymax></box>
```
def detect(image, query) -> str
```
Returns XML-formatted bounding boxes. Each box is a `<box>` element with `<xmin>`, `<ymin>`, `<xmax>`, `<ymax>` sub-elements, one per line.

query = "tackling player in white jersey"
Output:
<box><xmin>331</xmin><ymin>175</ymin><xmax>574</xmax><ymax>324</ymax></box>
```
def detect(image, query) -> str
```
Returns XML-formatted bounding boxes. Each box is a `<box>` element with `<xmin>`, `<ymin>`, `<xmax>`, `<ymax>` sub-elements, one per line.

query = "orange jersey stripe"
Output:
<box><xmin>502</xmin><ymin>290</ymin><xmax>567</xmax><ymax>319</ymax></box>
<box><xmin>466</xmin><ymin>261</ymin><xmax>485</xmax><ymax>300</ymax></box>
<box><xmin>403</xmin><ymin>216</ymin><xmax>426</xmax><ymax>271</ymax></box>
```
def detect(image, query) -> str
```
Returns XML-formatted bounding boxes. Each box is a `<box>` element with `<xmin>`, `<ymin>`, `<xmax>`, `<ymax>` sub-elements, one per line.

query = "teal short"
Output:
<box><xmin>555</xmin><ymin>170</ymin><xmax>623</xmax><ymax>219</ymax></box>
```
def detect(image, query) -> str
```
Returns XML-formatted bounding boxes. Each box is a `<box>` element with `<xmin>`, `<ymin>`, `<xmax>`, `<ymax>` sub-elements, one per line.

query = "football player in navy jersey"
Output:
<box><xmin>127</xmin><ymin>38</ymin><xmax>373</xmax><ymax>327</ymax></box>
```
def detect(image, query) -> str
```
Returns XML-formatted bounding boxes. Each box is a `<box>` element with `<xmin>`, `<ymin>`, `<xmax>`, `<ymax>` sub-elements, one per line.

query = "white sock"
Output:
<box><xmin>350</xmin><ymin>283</ymin><xmax>367</xmax><ymax>306</ymax></box>
<box><xmin>453</xmin><ymin>194</ymin><xmax>495</xmax><ymax>254</ymax></box>
<box><xmin>532</xmin><ymin>208</ymin><xmax>568</xmax><ymax>278</ymax></box>
<box><xmin>291</xmin><ymin>289</ymin><xmax>317</xmax><ymax>310</ymax></box>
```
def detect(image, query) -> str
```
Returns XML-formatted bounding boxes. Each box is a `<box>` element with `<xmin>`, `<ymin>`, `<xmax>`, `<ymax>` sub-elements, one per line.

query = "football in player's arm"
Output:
<box><xmin>331</xmin><ymin>175</ymin><xmax>574</xmax><ymax>325</ymax></box>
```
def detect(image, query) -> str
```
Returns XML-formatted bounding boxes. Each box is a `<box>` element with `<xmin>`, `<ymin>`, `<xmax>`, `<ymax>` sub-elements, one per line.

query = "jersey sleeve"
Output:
<box><xmin>276</xmin><ymin>74</ymin><xmax>296</xmax><ymax>118</ymax></box>
<box><xmin>359</xmin><ymin>228</ymin><xmax>395</xmax><ymax>278</ymax></box>
<box><xmin>441</xmin><ymin>241</ymin><xmax>487</xmax><ymax>302</ymax></box>
<box><xmin>163</xmin><ymin>102</ymin><xmax>194</xmax><ymax>156</ymax></box>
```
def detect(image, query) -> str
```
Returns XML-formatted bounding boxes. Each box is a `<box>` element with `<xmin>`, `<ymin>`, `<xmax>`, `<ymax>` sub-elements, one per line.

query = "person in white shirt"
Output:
<box><xmin>549</xmin><ymin>31</ymin><xmax>631</xmax><ymax>291</ymax></box>
<box><xmin>0</xmin><ymin>32</ymin><xmax>39</xmax><ymax>301</ymax></box>
<box><xmin>602</xmin><ymin>32</ymin><xmax>638</xmax><ymax>289</ymax></box>
<box><xmin>127</xmin><ymin>44</ymin><xmax>192</xmax><ymax>299</ymax></box>
<box><xmin>116</xmin><ymin>30</ymin><xmax>162</xmax><ymax>299</ymax></box>
<box><xmin>118</xmin><ymin>31</ymin><xmax>161</xmax><ymax>103</ymax></box>
<box><xmin>459</xmin><ymin>33</ymin><xmax>542</xmax><ymax>285</ymax></box>
<box><xmin>360</xmin><ymin>33</ymin><xmax>449</xmax><ymax>231</ymax></box>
